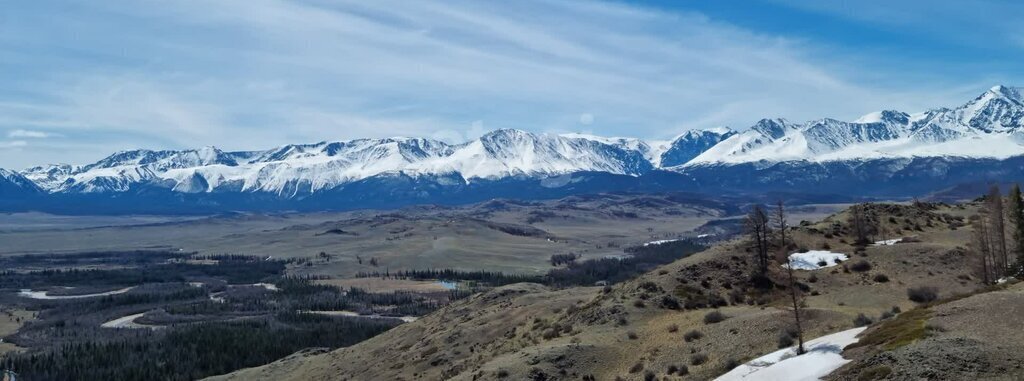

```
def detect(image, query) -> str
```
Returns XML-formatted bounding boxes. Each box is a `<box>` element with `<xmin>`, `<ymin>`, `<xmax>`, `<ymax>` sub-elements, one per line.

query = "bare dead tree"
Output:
<box><xmin>988</xmin><ymin>185</ymin><xmax>1008</xmax><ymax>272</ymax></box>
<box><xmin>775</xmin><ymin>200</ymin><xmax>805</xmax><ymax>354</ymax></box>
<box><xmin>746</xmin><ymin>205</ymin><xmax>771</xmax><ymax>275</ymax></box>
<box><xmin>774</xmin><ymin>200</ymin><xmax>789</xmax><ymax>249</ymax></box>
<box><xmin>849</xmin><ymin>204</ymin><xmax>872</xmax><ymax>246</ymax></box>
<box><xmin>971</xmin><ymin>212</ymin><xmax>995</xmax><ymax>284</ymax></box>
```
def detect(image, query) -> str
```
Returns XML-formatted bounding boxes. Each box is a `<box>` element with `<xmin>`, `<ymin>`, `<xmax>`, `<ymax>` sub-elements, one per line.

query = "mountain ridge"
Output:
<box><xmin>4</xmin><ymin>86</ymin><xmax>1024</xmax><ymax>213</ymax></box>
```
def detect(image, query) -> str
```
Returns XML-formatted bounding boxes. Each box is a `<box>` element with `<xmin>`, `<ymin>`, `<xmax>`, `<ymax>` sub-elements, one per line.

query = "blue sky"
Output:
<box><xmin>1</xmin><ymin>0</ymin><xmax>1022</xmax><ymax>168</ymax></box>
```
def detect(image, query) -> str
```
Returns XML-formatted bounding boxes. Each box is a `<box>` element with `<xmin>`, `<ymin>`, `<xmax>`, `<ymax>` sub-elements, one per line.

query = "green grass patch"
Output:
<box><xmin>857</xmin><ymin>365</ymin><xmax>893</xmax><ymax>381</ymax></box>
<box><xmin>848</xmin><ymin>308</ymin><xmax>932</xmax><ymax>351</ymax></box>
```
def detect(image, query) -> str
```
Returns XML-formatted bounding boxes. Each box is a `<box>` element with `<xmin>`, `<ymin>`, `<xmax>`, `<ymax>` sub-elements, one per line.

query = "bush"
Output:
<box><xmin>873</xmin><ymin>274</ymin><xmax>890</xmax><ymax>283</ymax></box>
<box><xmin>853</xmin><ymin>313</ymin><xmax>874</xmax><ymax>327</ymax></box>
<box><xmin>667</xmin><ymin>324</ymin><xmax>679</xmax><ymax>333</ymax></box>
<box><xmin>643</xmin><ymin>371</ymin><xmax>656</xmax><ymax>381</ymax></box>
<box><xmin>627</xmin><ymin>331</ymin><xmax>638</xmax><ymax>340</ymax></box>
<box><xmin>629</xmin><ymin>362</ymin><xmax>644</xmax><ymax>373</ymax></box>
<box><xmin>660</xmin><ymin>295</ymin><xmax>681</xmax><ymax>310</ymax></box>
<box><xmin>907</xmin><ymin>287</ymin><xmax>938</xmax><ymax>303</ymax></box>
<box><xmin>723</xmin><ymin>358</ymin><xmax>741</xmax><ymax>371</ymax></box>
<box><xmin>690</xmin><ymin>353</ymin><xmax>709</xmax><ymax>366</ymax></box>
<box><xmin>703</xmin><ymin>310</ymin><xmax>727</xmax><ymax>324</ymax></box>
<box><xmin>496</xmin><ymin>369</ymin><xmax>510</xmax><ymax>378</ymax></box>
<box><xmin>850</xmin><ymin>260</ymin><xmax>872</xmax><ymax>272</ymax></box>
<box><xmin>542</xmin><ymin>328</ymin><xmax>560</xmax><ymax>340</ymax></box>
<box><xmin>777</xmin><ymin>332</ymin><xmax>794</xmax><ymax>348</ymax></box>
<box><xmin>683</xmin><ymin>330</ymin><xmax>704</xmax><ymax>342</ymax></box>
<box><xmin>667</xmin><ymin>365</ymin><xmax>680</xmax><ymax>375</ymax></box>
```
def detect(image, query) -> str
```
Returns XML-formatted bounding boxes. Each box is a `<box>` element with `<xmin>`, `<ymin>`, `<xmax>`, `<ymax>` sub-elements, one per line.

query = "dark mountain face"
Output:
<box><xmin>659</xmin><ymin>129</ymin><xmax>736</xmax><ymax>167</ymax></box>
<box><xmin>6</xmin><ymin>155</ymin><xmax>1023</xmax><ymax>215</ymax></box>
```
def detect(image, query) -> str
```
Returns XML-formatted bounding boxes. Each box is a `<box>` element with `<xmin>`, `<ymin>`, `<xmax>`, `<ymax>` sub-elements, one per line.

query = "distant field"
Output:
<box><xmin>0</xmin><ymin>194</ymin><xmax>845</xmax><ymax>279</ymax></box>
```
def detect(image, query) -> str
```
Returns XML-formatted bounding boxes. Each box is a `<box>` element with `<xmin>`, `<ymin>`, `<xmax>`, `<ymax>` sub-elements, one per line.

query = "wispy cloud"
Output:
<box><xmin>0</xmin><ymin>0</ymin><xmax>1018</xmax><ymax>169</ymax></box>
<box><xmin>8</xmin><ymin>129</ymin><xmax>56</xmax><ymax>138</ymax></box>
<box><xmin>0</xmin><ymin>140</ymin><xmax>28</xmax><ymax>149</ymax></box>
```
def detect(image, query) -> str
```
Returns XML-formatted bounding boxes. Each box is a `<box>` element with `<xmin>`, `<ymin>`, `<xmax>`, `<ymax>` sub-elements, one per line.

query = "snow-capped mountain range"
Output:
<box><xmin>3</xmin><ymin>85</ymin><xmax>1024</xmax><ymax>213</ymax></box>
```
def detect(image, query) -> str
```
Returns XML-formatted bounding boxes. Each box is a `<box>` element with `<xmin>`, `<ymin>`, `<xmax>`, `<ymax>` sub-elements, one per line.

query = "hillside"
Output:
<box><xmin>209</xmin><ymin>201</ymin><xmax>996</xmax><ymax>380</ymax></box>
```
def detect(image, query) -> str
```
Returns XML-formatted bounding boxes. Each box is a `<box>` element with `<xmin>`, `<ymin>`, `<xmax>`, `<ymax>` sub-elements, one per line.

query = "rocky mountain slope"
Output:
<box><xmin>208</xmin><ymin>202</ymin><xmax>1008</xmax><ymax>380</ymax></box>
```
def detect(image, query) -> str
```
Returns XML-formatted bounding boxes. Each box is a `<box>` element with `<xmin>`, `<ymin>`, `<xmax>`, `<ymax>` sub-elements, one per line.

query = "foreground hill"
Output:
<box><xmin>5</xmin><ymin>86</ymin><xmax>1024</xmax><ymax>213</ymax></box>
<box><xmin>210</xmin><ymin>201</ymin><xmax>1007</xmax><ymax>380</ymax></box>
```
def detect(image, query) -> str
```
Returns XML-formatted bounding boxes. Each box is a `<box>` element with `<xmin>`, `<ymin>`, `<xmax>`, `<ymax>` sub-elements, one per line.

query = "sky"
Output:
<box><xmin>1</xmin><ymin>0</ymin><xmax>1023</xmax><ymax>169</ymax></box>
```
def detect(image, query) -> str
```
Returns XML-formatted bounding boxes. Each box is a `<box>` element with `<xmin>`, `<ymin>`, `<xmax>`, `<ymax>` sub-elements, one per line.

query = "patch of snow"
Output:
<box><xmin>873</xmin><ymin>238</ymin><xmax>902</xmax><ymax>246</ymax></box>
<box><xmin>784</xmin><ymin>251</ymin><xmax>848</xmax><ymax>270</ymax></box>
<box><xmin>300</xmin><ymin>310</ymin><xmax>418</xmax><ymax>323</ymax></box>
<box><xmin>18</xmin><ymin>287</ymin><xmax>134</xmax><ymax>300</ymax></box>
<box><xmin>101</xmin><ymin>313</ymin><xmax>163</xmax><ymax>330</ymax></box>
<box><xmin>252</xmin><ymin>283</ymin><xmax>279</xmax><ymax>291</ymax></box>
<box><xmin>437</xmin><ymin>281</ymin><xmax>458</xmax><ymax>290</ymax></box>
<box><xmin>697</xmin><ymin>233</ymin><xmax>714</xmax><ymax>239</ymax></box>
<box><xmin>715</xmin><ymin>327</ymin><xmax>867</xmax><ymax>381</ymax></box>
<box><xmin>643</xmin><ymin>239</ymin><xmax>681</xmax><ymax>246</ymax></box>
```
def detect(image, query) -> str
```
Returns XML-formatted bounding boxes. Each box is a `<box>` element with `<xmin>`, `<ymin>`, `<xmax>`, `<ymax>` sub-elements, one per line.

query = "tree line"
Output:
<box><xmin>971</xmin><ymin>184</ymin><xmax>1024</xmax><ymax>284</ymax></box>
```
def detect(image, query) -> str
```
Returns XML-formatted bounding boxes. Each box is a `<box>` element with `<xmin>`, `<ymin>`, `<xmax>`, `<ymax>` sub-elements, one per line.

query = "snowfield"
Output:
<box><xmin>714</xmin><ymin>327</ymin><xmax>867</xmax><ymax>381</ymax></box>
<box><xmin>784</xmin><ymin>251</ymin><xmax>848</xmax><ymax>270</ymax></box>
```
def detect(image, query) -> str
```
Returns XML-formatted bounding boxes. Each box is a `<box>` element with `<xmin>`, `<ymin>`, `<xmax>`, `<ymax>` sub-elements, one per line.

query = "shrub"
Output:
<box><xmin>667</xmin><ymin>365</ymin><xmax>680</xmax><ymax>375</ymax></box>
<box><xmin>660</xmin><ymin>295</ymin><xmax>681</xmax><ymax>310</ymax></box>
<box><xmin>703</xmin><ymin>310</ymin><xmax>727</xmax><ymax>324</ymax></box>
<box><xmin>690</xmin><ymin>353</ymin><xmax>709</xmax><ymax>366</ymax></box>
<box><xmin>907</xmin><ymin>287</ymin><xmax>938</xmax><ymax>303</ymax></box>
<box><xmin>683</xmin><ymin>330</ymin><xmax>704</xmax><ymax>342</ymax></box>
<box><xmin>850</xmin><ymin>260</ymin><xmax>872</xmax><ymax>272</ymax></box>
<box><xmin>723</xmin><ymin>358</ymin><xmax>741</xmax><ymax>371</ymax></box>
<box><xmin>777</xmin><ymin>332</ymin><xmax>794</xmax><ymax>348</ymax></box>
<box><xmin>627</xmin><ymin>331</ymin><xmax>638</xmax><ymax>340</ymax></box>
<box><xmin>629</xmin><ymin>362</ymin><xmax>644</xmax><ymax>373</ymax></box>
<box><xmin>633</xmin><ymin>299</ymin><xmax>646</xmax><ymax>308</ymax></box>
<box><xmin>496</xmin><ymin>369</ymin><xmax>510</xmax><ymax>378</ymax></box>
<box><xmin>873</xmin><ymin>274</ymin><xmax>890</xmax><ymax>283</ymax></box>
<box><xmin>667</xmin><ymin>324</ymin><xmax>679</xmax><ymax>333</ymax></box>
<box><xmin>853</xmin><ymin>313</ymin><xmax>874</xmax><ymax>327</ymax></box>
<box><xmin>677</xmin><ymin>365</ymin><xmax>689</xmax><ymax>375</ymax></box>
<box><xmin>542</xmin><ymin>328</ymin><xmax>560</xmax><ymax>340</ymax></box>
<box><xmin>643</xmin><ymin>371</ymin><xmax>656</xmax><ymax>381</ymax></box>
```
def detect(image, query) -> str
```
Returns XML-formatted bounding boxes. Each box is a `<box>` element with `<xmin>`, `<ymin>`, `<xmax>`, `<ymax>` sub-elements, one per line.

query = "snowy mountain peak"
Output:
<box><xmin>855</xmin><ymin>110</ymin><xmax>910</xmax><ymax>125</ymax></box>
<box><xmin>8</xmin><ymin>85</ymin><xmax>1024</xmax><ymax>197</ymax></box>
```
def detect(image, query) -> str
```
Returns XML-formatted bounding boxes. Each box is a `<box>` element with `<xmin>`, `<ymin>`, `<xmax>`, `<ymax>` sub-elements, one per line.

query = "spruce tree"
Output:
<box><xmin>1010</xmin><ymin>184</ymin><xmax>1024</xmax><ymax>271</ymax></box>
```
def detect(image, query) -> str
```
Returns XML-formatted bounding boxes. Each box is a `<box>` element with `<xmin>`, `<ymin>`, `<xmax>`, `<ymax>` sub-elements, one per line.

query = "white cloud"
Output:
<box><xmin>8</xmin><ymin>129</ymin><xmax>54</xmax><ymax>138</ymax></box>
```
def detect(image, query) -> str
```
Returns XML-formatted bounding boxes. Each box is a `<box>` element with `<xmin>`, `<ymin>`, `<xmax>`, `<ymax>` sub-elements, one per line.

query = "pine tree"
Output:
<box><xmin>1009</xmin><ymin>184</ymin><xmax>1024</xmax><ymax>271</ymax></box>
